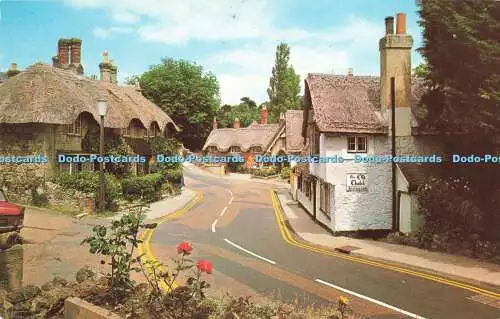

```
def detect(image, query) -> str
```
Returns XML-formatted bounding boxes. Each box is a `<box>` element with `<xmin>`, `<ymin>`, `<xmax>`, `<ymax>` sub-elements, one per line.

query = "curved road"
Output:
<box><xmin>147</xmin><ymin>165</ymin><xmax>500</xmax><ymax>319</ymax></box>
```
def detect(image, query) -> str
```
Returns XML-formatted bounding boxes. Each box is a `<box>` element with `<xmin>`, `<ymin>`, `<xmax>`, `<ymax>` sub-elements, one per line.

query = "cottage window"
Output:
<box><xmin>122</xmin><ymin>127</ymin><xmax>130</xmax><ymax>136</ymax></box>
<box><xmin>251</xmin><ymin>146</ymin><xmax>262</xmax><ymax>153</ymax></box>
<box><xmin>67</xmin><ymin>116</ymin><xmax>83</xmax><ymax>135</ymax></box>
<box><xmin>320</xmin><ymin>182</ymin><xmax>331</xmax><ymax>216</ymax></box>
<box><xmin>230</xmin><ymin>146</ymin><xmax>241</xmax><ymax>153</ymax></box>
<box><xmin>123</xmin><ymin>120</ymin><xmax>147</xmax><ymax>138</ymax></box>
<box><xmin>347</xmin><ymin>136</ymin><xmax>367</xmax><ymax>153</ymax></box>
<box><xmin>150</xmin><ymin>123</ymin><xmax>160</xmax><ymax>137</ymax></box>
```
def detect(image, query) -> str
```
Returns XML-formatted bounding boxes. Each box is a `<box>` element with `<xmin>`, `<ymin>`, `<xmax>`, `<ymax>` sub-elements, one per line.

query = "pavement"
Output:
<box><xmin>106</xmin><ymin>188</ymin><xmax>197</xmax><ymax>221</ymax></box>
<box><xmin>144</xmin><ymin>164</ymin><xmax>500</xmax><ymax>319</ymax></box>
<box><xmin>275</xmin><ymin>188</ymin><xmax>500</xmax><ymax>288</ymax></box>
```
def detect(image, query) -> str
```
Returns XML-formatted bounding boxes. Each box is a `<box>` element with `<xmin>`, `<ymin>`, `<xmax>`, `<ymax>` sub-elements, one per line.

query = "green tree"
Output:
<box><xmin>413</xmin><ymin>62</ymin><xmax>430</xmax><ymax>78</ymax></box>
<box><xmin>216</xmin><ymin>97</ymin><xmax>260</xmax><ymax>128</ymax></box>
<box><xmin>135</xmin><ymin>58</ymin><xmax>220</xmax><ymax>151</ymax></box>
<box><xmin>267</xmin><ymin>43</ymin><xmax>301</xmax><ymax>122</ymax></box>
<box><xmin>418</xmin><ymin>1</ymin><xmax>500</xmax><ymax>141</ymax></box>
<box><xmin>417</xmin><ymin>0</ymin><xmax>500</xmax><ymax>241</ymax></box>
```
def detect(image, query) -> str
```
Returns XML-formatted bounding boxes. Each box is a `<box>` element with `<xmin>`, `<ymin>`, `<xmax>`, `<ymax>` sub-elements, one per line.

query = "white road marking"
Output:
<box><xmin>229</xmin><ymin>197</ymin><xmax>233</xmax><ymax>205</ymax></box>
<box><xmin>227</xmin><ymin>189</ymin><xmax>233</xmax><ymax>197</ymax></box>
<box><xmin>314</xmin><ymin>279</ymin><xmax>428</xmax><ymax>319</ymax></box>
<box><xmin>211</xmin><ymin>219</ymin><xmax>218</xmax><ymax>233</ymax></box>
<box><xmin>224</xmin><ymin>238</ymin><xmax>276</xmax><ymax>265</ymax></box>
<box><xmin>220</xmin><ymin>206</ymin><xmax>228</xmax><ymax>217</ymax></box>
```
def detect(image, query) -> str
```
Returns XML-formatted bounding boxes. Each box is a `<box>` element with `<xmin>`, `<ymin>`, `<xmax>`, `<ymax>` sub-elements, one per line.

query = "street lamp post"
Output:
<box><xmin>97</xmin><ymin>98</ymin><xmax>108</xmax><ymax>213</ymax></box>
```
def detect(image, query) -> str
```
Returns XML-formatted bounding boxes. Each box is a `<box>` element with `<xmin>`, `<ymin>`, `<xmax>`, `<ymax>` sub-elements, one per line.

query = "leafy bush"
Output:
<box><xmin>414</xmin><ymin>176</ymin><xmax>500</xmax><ymax>263</ymax></box>
<box><xmin>150</xmin><ymin>136</ymin><xmax>182</xmax><ymax>170</ymax></box>
<box><xmin>162</xmin><ymin>168</ymin><xmax>183</xmax><ymax>183</ymax></box>
<box><xmin>251</xmin><ymin>166</ymin><xmax>277</xmax><ymax>177</ymax></box>
<box><xmin>280</xmin><ymin>166</ymin><xmax>292</xmax><ymax>180</ymax></box>
<box><xmin>121</xmin><ymin>173</ymin><xmax>164</xmax><ymax>202</ymax></box>
<box><xmin>54</xmin><ymin>172</ymin><xmax>122</xmax><ymax>211</ymax></box>
<box><xmin>82</xmin><ymin>203</ymin><xmax>157</xmax><ymax>298</ymax></box>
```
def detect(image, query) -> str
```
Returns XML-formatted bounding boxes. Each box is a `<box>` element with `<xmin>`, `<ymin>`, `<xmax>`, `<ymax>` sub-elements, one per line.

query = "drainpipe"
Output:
<box><xmin>312</xmin><ymin>177</ymin><xmax>317</xmax><ymax>219</ymax></box>
<box><xmin>391</xmin><ymin>77</ymin><xmax>398</xmax><ymax>232</ymax></box>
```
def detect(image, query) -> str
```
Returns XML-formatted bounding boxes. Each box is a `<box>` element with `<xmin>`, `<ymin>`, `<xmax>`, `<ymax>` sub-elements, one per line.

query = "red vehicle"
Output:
<box><xmin>0</xmin><ymin>188</ymin><xmax>24</xmax><ymax>234</ymax></box>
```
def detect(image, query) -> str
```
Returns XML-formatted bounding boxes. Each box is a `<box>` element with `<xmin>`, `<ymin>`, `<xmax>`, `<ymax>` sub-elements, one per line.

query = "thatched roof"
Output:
<box><xmin>0</xmin><ymin>63</ymin><xmax>178</xmax><ymax>131</ymax></box>
<box><xmin>203</xmin><ymin>124</ymin><xmax>280</xmax><ymax>152</ymax></box>
<box><xmin>398</xmin><ymin>163</ymin><xmax>437</xmax><ymax>191</ymax></box>
<box><xmin>304</xmin><ymin>73</ymin><xmax>427</xmax><ymax>134</ymax></box>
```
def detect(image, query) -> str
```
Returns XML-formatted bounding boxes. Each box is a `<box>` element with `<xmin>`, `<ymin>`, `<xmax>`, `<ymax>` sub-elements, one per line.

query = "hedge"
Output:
<box><xmin>251</xmin><ymin>166</ymin><xmax>277</xmax><ymax>177</ymax></box>
<box><xmin>54</xmin><ymin>172</ymin><xmax>122</xmax><ymax>211</ymax></box>
<box><xmin>121</xmin><ymin>173</ymin><xmax>164</xmax><ymax>202</ymax></box>
<box><xmin>280</xmin><ymin>166</ymin><xmax>292</xmax><ymax>180</ymax></box>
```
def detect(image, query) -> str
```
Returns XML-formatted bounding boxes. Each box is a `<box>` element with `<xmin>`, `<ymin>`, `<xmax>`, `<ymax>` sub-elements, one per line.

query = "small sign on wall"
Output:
<box><xmin>346</xmin><ymin>173</ymin><xmax>368</xmax><ymax>192</ymax></box>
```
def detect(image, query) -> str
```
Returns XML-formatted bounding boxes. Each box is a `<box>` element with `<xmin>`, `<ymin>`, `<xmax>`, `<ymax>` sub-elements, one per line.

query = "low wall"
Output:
<box><xmin>64</xmin><ymin>297</ymin><xmax>121</xmax><ymax>319</ymax></box>
<box><xmin>44</xmin><ymin>182</ymin><xmax>95</xmax><ymax>214</ymax></box>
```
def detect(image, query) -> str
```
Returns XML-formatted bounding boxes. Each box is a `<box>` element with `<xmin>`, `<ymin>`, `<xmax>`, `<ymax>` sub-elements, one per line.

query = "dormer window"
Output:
<box><xmin>250</xmin><ymin>146</ymin><xmax>262</xmax><ymax>153</ymax></box>
<box><xmin>67</xmin><ymin>115</ymin><xmax>83</xmax><ymax>135</ymax></box>
<box><xmin>207</xmin><ymin>146</ymin><xmax>218</xmax><ymax>152</ymax></box>
<box><xmin>230</xmin><ymin>146</ymin><xmax>241</xmax><ymax>153</ymax></box>
<box><xmin>150</xmin><ymin>122</ymin><xmax>160</xmax><ymax>137</ymax></box>
<box><xmin>123</xmin><ymin>119</ymin><xmax>147</xmax><ymax>138</ymax></box>
<box><xmin>347</xmin><ymin>136</ymin><xmax>367</xmax><ymax>153</ymax></box>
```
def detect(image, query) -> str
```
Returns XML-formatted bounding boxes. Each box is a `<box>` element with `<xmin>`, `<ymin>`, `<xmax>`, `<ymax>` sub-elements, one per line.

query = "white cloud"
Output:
<box><xmin>92</xmin><ymin>26</ymin><xmax>134</xmax><ymax>39</ymax></box>
<box><xmin>66</xmin><ymin>0</ymin><xmax>401</xmax><ymax>104</ymax></box>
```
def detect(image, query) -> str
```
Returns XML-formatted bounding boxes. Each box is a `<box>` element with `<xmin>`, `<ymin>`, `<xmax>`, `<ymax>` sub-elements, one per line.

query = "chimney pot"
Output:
<box><xmin>396</xmin><ymin>13</ymin><xmax>406</xmax><ymax>34</ymax></box>
<box><xmin>347</xmin><ymin>68</ymin><xmax>353</xmax><ymax>77</ymax></box>
<box><xmin>103</xmin><ymin>50</ymin><xmax>109</xmax><ymax>63</ymax></box>
<box><xmin>385</xmin><ymin>16</ymin><xmax>394</xmax><ymax>35</ymax></box>
<box><xmin>213</xmin><ymin>117</ymin><xmax>218</xmax><ymax>129</ymax></box>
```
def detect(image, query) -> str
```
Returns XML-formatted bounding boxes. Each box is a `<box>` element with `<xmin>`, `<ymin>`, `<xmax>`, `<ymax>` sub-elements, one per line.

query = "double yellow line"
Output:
<box><xmin>270</xmin><ymin>190</ymin><xmax>500</xmax><ymax>300</ymax></box>
<box><xmin>137</xmin><ymin>191</ymin><xmax>204</xmax><ymax>292</ymax></box>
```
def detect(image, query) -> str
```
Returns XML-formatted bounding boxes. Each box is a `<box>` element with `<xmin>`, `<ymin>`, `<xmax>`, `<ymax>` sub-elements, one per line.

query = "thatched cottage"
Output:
<box><xmin>294</xmin><ymin>13</ymin><xmax>442</xmax><ymax>234</ymax></box>
<box><xmin>202</xmin><ymin>107</ymin><xmax>304</xmax><ymax>170</ymax></box>
<box><xmin>0</xmin><ymin>38</ymin><xmax>178</xmax><ymax>192</ymax></box>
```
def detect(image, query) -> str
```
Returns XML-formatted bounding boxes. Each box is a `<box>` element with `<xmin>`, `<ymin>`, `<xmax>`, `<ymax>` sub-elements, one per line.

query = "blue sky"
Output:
<box><xmin>0</xmin><ymin>0</ymin><xmax>423</xmax><ymax>105</ymax></box>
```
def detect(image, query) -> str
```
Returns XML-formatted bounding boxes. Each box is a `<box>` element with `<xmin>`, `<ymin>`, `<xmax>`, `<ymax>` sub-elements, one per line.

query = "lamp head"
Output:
<box><xmin>97</xmin><ymin>98</ymin><xmax>108</xmax><ymax>116</ymax></box>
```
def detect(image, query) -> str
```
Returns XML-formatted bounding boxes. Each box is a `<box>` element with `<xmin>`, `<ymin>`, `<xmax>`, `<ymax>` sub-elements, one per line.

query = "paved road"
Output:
<box><xmin>148</xmin><ymin>165</ymin><xmax>500</xmax><ymax>318</ymax></box>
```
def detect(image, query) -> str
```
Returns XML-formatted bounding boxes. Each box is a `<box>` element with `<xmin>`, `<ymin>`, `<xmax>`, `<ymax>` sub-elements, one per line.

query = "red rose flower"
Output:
<box><xmin>196</xmin><ymin>259</ymin><xmax>213</xmax><ymax>274</ymax></box>
<box><xmin>177</xmin><ymin>242</ymin><xmax>193</xmax><ymax>255</ymax></box>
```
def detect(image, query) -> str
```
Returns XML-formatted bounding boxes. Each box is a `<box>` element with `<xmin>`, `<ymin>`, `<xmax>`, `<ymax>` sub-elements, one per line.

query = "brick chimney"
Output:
<box><xmin>57</xmin><ymin>39</ymin><xmax>70</xmax><ymax>66</ymax></box>
<box><xmin>70</xmin><ymin>39</ymin><xmax>81</xmax><ymax>65</ymax></box>
<box><xmin>233</xmin><ymin>118</ymin><xmax>240</xmax><ymax>129</ymax></box>
<box><xmin>99</xmin><ymin>51</ymin><xmax>112</xmax><ymax>83</ymax></box>
<box><xmin>347</xmin><ymin>68</ymin><xmax>353</xmax><ymax>78</ymax></box>
<box><xmin>213</xmin><ymin>117</ymin><xmax>218</xmax><ymax>129</ymax></box>
<box><xmin>6</xmin><ymin>63</ymin><xmax>21</xmax><ymax>78</ymax></box>
<box><xmin>379</xmin><ymin>12</ymin><xmax>413</xmax><ymax>136</ymax></box>
<box><xmin>261</xmin><ymin>104</ymin><xmax>268</xmax><ymax>124</ymax></box>
<box><xmin>69</xmin><ymin>39</ymin><xmax>84</xmax><ymax>75</ymax></box>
